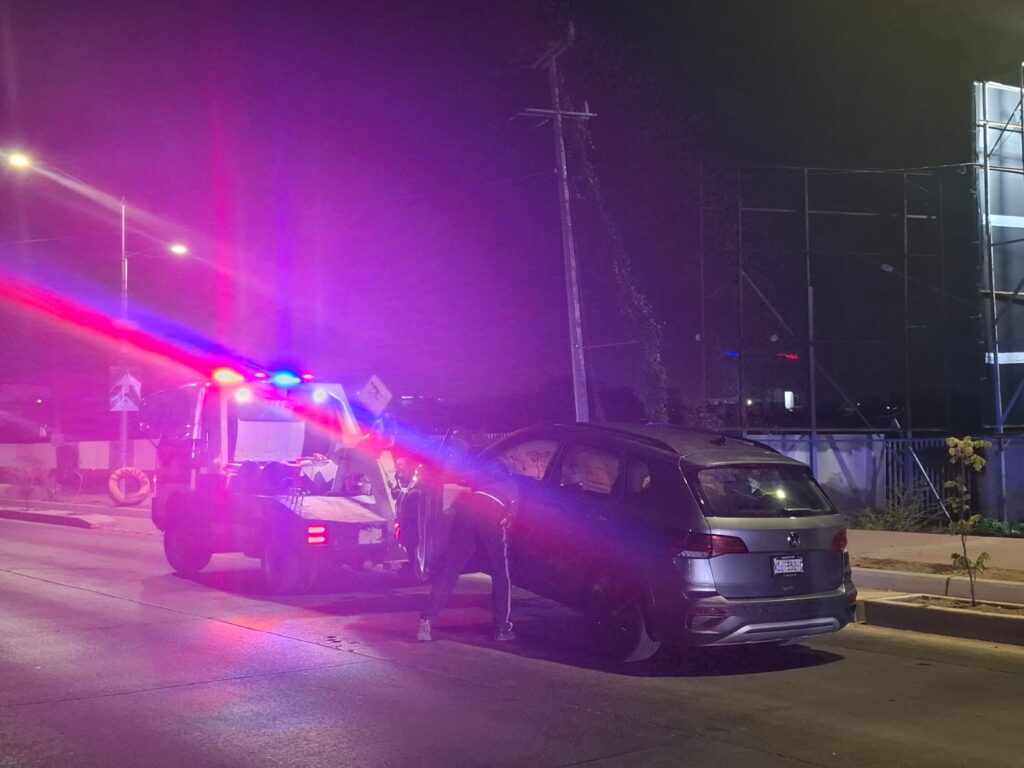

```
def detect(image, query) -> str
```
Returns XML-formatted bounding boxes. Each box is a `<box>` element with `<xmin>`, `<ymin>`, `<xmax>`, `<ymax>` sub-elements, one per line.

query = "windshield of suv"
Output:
<box><xmin>694</xmin><ymin>465</ymin><xmax>833</xmax><ymax>518</ymax></box>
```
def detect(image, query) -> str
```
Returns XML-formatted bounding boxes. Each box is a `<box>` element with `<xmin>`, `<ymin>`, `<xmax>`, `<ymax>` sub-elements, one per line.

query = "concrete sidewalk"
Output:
<box><xmin>0</xmin><ymin>498</ymin><xmax>156</xmax><ymax>535</ymax></box>
<box><xmin>0</xmin><ymin>484</ymin><xmax>151</xmax><ymax>513</ymax></box>
<box><xmin>849</xmin><ymin>529</ymin><xmax>1024</xmax><ymax>571</ymax></box>
<box><xmin>849</xmin><ymin>528</ymin><xmax>1024</xmax><ymax>604</ymax></box>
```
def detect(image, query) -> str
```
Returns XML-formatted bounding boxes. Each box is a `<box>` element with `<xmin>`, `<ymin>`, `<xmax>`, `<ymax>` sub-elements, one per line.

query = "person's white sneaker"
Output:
<box><xmin>417</xmin><ymin>618</ymin><xmax>432</xmax><ymax>642</ymax></box>
<box><xmin>493</xmin><ymin>626</ymin><xmax>516</xmax><ymax>642</ymax></box>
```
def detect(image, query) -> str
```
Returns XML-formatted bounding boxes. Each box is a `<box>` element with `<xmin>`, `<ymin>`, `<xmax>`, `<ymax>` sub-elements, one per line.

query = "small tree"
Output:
<box><xmin>943</xmin><ymin>437</ymin><xmax>991</xmax><ymax>607</ymax></box>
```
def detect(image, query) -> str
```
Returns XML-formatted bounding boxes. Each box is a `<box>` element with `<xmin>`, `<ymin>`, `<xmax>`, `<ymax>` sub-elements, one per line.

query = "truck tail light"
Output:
<box><xmin>670</xmin><ymin>532</ymin><xmax>748</xmax><ymax>558</ymax></box>
<box><xmin>830</xmin><ymin>529</ymin><xmax>848</xmax><ymax>552</ymax></box>
<box><xmin>307</xmin><ymin>525</ymin><xmax>328</xmax><ymax>546</ymax></box>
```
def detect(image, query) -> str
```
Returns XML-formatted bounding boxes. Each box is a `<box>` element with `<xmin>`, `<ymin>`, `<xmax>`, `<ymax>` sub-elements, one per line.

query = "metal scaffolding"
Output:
<box><xmin>698</xmin><ymin>165</ymin><xmax>950</xmax><ymax>475</ymax></box>
<box><xmin>974</xmin><ymin>75</ymin><xmax>1024</xmax><ymax>521</ymax></box>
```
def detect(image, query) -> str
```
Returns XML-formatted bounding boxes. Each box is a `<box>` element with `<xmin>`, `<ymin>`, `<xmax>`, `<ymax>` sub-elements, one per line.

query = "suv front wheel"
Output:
<box><xmin>584</xmin><ymin>571</ymin><xmax>661</xmax><ymax>663</ymax></box>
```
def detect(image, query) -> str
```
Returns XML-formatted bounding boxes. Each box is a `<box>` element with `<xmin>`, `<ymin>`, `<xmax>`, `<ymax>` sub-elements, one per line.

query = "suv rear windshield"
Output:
<box><xmin>694</xmin><ymin>465</ymin><xmax>833</xmax><ymax>518</ymax></box>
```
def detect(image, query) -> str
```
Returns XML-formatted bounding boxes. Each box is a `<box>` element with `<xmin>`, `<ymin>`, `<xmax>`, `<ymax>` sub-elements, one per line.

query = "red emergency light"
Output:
<box><xmin>777</xmin><ymin>353</ymin><xmax>800</xmax><ymax>361</ymax></box>
<box><xmin>212</xmin><ymin>367</ymin><xmax>246</xmax><ymax>384</ymax></box>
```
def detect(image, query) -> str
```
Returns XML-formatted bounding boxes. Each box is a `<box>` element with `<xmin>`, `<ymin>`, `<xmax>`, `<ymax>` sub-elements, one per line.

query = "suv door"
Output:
<box><xmin>538</xmin><ymin>440</ymin><xmax>625</xmax><ymax>603</ymax></box>
<box><xmin>488</xmin><ymin>433</ymin><xmax>562</xmax><ymax>594</ymax></box>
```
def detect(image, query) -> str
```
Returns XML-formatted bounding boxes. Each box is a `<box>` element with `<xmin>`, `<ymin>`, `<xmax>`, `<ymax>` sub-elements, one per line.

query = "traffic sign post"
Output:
<box><xmin>354</xmin><ymin>374</ymin><xmax>392</xmax><ymax>418</ymax></box>
<box><xmin>110</xmin><ymin>367</ymin><xmax>140</xmax><ymax>476</ymax></box>
<box><xmin>110</xmin><ymin>368</ymin><xmax>141</xmax><ymax>413</ymax></box>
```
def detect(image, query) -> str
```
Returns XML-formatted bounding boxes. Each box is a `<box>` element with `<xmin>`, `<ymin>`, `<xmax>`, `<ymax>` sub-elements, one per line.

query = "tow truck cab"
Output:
<box><xmin>146</xmin><ymin>371</ymin><xmax>405</xmax><ymax>593</ymax></box>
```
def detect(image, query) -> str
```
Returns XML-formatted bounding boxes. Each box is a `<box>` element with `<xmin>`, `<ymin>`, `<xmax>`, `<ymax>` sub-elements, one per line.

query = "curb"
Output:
<box><xmin>861</xmin><ymin>593</ymin><xmax>1024</xmax><ymax>647</ymax></box>
<box><xmin>0</xmin><ymin>496</ymin><xmax>150</xmax><ymax>514</ymax></box>
<box><xmin>0</xmin><ymin>507</ymin><xmax>116</xmax><ymax>529</ymax></box>
<box><xmin>852</xmin><ymin>566</ymin><xmax>1024</xmax><ymax>606</ymax></box>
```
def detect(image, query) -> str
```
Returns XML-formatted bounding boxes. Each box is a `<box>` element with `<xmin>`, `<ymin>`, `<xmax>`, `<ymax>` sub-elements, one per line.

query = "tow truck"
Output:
<box><xmin>145</xmin><ymin>367</ymin><xmax>410</xmax><ymax>593</ymax></box>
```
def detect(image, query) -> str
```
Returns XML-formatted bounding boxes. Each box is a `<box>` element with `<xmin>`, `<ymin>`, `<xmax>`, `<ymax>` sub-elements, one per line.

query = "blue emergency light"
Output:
<box><xmin>270</xmin><ymin>371</ymin><xmax>302</xmax><ymax>388</ymax></box>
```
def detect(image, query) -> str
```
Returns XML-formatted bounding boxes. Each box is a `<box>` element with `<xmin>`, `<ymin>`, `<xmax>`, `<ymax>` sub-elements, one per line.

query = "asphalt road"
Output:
<box><xmin>1</xmin><ymin>518</ymin><xmax>1020</xmax><ymax>768</ymax></box>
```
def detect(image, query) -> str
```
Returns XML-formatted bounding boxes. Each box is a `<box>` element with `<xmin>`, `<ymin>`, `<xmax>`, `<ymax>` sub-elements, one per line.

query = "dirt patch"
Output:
<box><xmin>906</xmin><ymin>595</ymin><xmax>1024</xmax><ymax>617</ymax></box>
<box><xmin>853</xmin><ymin>556</ymin><xmax>1024</xmax><ymax>584</ymax></box>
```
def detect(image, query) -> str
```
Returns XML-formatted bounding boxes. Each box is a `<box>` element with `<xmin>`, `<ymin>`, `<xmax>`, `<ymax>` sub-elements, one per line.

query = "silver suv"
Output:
<box><xmin>482</xmin><ymin>423</ymin><xmax>857</xmax><ymax>662</ymax></box>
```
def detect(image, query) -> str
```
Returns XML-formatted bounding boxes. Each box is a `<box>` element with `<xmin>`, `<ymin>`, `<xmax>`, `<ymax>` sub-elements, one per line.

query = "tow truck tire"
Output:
<box><xmin>261</xmin><ymin>539</ymin><xmax>310</xmax><ymax>595</ymax></box>
<box><xmin>164</xmin><ymin>524</ymin><xmax>212</xmax><ymax>576</ymax></box>
<box><xmin>584</xmin><ymin>570</ymin><xmax>661</xmax><ymax>663</ymax></box>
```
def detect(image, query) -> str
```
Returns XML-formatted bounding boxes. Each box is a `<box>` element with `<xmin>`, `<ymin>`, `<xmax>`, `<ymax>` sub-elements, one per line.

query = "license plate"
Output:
<box><xmin>358</xmin><ymin>527</ymin><xmax>383</xmax><ymax>545</ymax></box>
<box><xmin>772</xmin><ymin>555</ymin><xmax>804</xmax><ymax>575</ymax></box>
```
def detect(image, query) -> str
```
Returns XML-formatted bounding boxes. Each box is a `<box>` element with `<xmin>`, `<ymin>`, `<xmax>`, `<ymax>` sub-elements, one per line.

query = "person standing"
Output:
<box><xmin>417</xmin><ymin>464</ymin><xmax>517</xmax><ymax>642</ymax></box>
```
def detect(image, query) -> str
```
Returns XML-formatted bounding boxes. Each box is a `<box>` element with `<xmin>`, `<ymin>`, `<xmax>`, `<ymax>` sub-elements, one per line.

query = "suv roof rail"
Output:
<box><xmin>554</xmin><ymin>422</ymin><xmax>674</xmax><ymax>451</ymax></box>
<box><xmin>558</xmin><ymin>421</ymin><xmax>784</xmax><ymax>457</ymax></box>
<box><xmin>646</xmin><ymin>423</ymin><xmax>783</xmax><ymax>456</ymax></box>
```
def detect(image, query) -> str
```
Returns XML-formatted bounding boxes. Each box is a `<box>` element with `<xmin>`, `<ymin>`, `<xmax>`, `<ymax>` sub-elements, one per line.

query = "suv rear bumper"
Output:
<box><xmin>652</xmin><ymin>584</ymin><xmax>857</xmax><ymax>647</ymax></box>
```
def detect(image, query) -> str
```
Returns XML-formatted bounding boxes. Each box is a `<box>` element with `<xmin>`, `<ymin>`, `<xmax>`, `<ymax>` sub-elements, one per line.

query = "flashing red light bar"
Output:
<box><xmin>301</xmin><ymin>373</ymin><xmax>315</xmax><ymax>382</ymax></box>
<box><xmin>307</xmin><ymin>524</ymin><xmax>328</xmax><ymax>546</ymax></box>
<box><xmin>212</xmin><ymin>367</ymin><xmax>246</xmax><ymax>384</ymax></box>
<box><xmin>777</xmin><ymin>352</ymin><xmax>800</xmax><ymax>361</ymax></box>
<box><xmin>253</xmin><ymin>371</ymin><xmax>269</xmax><ymax>380</ymax></box>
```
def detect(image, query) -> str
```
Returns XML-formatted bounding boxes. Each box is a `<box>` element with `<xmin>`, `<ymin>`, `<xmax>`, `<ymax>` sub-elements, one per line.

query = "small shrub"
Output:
<box><xmin>10</xmin><ymin>466</ymin><xmax>44</xmax><ymax>500</ymax></box>
<box><xmin>944</xmin><ymin>437</ymin><xmax>992</xmax><ymax>606</ymax></box>
<box><xmin>855</xmin><ymin>487</ymin><xmax>942</xmax><ymax>532</ymax></box>
<box><xmin>972</xmin><ymin>518</ymin><xmax>1024</xmax><ymax>538</ymax></box>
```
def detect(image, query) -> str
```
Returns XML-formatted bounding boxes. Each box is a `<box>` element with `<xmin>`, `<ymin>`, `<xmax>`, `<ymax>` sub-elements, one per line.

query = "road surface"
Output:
<box><xmin>0</xmin><ymin>517</ymin><xmax>1020</xmax><ymax>768</ymax></box>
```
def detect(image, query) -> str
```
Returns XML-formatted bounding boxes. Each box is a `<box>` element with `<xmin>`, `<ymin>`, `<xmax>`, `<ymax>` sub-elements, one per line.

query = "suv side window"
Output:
<box><xmin>558</xmin><ymin>443</ymin><xmax>622</xmax><ymax>495</ymax></box>
<box><xmin>498</xmin><ymin>438</ymin><xmax>559</xmax><ymax>480</ymax></box>
<box><xmin>620</xmin><ymin>454</ymin><xmax>701</xmax><ymax>525</ymax></box>
<box><xmin>624</xmin><ymin>457</ymin><xmax>653</xmax><ymax>497</ymax></box>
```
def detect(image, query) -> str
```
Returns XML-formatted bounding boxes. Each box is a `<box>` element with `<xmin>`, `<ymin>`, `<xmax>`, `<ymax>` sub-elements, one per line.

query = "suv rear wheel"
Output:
<box><xmin>584</xmin><ymin>571</ymin><xmax>661</xmax><ymax>663</ymax></box>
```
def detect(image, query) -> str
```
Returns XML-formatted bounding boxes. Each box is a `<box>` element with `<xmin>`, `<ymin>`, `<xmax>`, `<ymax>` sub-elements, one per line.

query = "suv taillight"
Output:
<box><xmin>829</xmin><ymin>529</ymin><xmax>848</xmax><ymax>552</ymax></box>
<box><xmin>671</xmin><ymin>532</ymin><xmax>748</xmax><ymax>558</ymax></box>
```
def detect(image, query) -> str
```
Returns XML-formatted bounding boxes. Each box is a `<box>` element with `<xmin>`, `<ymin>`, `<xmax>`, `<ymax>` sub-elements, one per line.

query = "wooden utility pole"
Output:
<box><xmin>519</xmin><ymin>24</ymin><xmax>596</xmax><ymax>422</ymax></box>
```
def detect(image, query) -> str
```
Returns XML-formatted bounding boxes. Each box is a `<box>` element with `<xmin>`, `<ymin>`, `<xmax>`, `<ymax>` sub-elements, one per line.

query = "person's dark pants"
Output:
<box><xmin>421</xmin><ymin>512</ymin><xmax>512</xmax><ymax>633</ymax></box>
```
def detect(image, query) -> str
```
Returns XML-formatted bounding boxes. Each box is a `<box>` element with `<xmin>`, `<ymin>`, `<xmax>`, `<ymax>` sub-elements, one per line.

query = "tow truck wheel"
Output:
<box><xmin>164</xmin><ymin>524</ymin><xmax>212</xmax><ymax>576</ymax></box>
<box><xmin>261</xmin><ymin>539</ymin><xmax>310</xmax><ymax>595</ymax></box>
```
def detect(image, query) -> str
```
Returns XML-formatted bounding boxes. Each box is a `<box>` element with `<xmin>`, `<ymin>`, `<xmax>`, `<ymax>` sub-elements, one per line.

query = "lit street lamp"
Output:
<box><xmin>5</xmin><ymin>151</ymin><xmax>32</xmax><ymax>169</ymax></box>
<box><xmin>4</xmin><ymin>149</ymin><xmax>189</xmax><ymax>475</ymax></box>
<box><xmin>118</xmin><ymin>207</ymin><xmax>189</xmax><ymax>472</ymax></box>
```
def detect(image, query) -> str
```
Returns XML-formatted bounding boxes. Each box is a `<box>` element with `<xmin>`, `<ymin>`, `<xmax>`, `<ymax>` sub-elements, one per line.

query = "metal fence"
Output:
<box><xmin>882</xmin><ymin>437</ymin><xmax>961</xmax><ymax>520</ymax></box>
<box><xmin>748</xmin><ymin>433</ymin><xmax>966</xmax><ymax>519</ymax></box>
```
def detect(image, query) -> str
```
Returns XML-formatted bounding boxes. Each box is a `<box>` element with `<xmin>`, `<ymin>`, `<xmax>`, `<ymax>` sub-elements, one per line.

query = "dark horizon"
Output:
<box><xmin>3</xmin><ymin>1</ymin><xmax>1023</xmax><ymax>434</ymax></box>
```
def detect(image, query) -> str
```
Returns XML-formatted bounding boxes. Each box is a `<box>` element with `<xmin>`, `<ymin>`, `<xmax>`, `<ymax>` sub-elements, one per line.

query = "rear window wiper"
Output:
<box><xmin>777</xmin><ymin>507</ymin><xmax>824</xmax><ymax>517</ymax></box>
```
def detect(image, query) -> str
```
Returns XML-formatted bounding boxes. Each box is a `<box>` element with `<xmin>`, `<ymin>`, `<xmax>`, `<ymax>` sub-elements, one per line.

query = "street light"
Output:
<box><xmin>5</xmin><ymin>151</ymin><xmax>32</xmax><ymax>170</ymax></box>
<box><xmin>2</xmin><ymin>149</ymin><xmax>190</xmax><ymax>475</ymax></box>
<box><xmin>117</xmin><ymin>207</ymin><xmax>190</xmax><ymax>472</ymax></box>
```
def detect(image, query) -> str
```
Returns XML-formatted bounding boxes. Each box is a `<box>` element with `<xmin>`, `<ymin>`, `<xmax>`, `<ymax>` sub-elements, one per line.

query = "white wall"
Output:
<box><xmin>748</xmin><ymin>434</ymin><xmax>886</xmax><ymax>513</ymax></box>
<box><xmin>0</xmin><ymin>440</ymin><xmax>157</xmax><ymax>471</ymax></box>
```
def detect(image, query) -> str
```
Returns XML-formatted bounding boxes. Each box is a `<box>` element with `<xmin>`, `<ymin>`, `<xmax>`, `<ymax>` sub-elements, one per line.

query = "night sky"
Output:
<box><xmin>3</xmin><ymin>1</ymin><xmax>1024</xmax><ymax>433</ymax></box>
